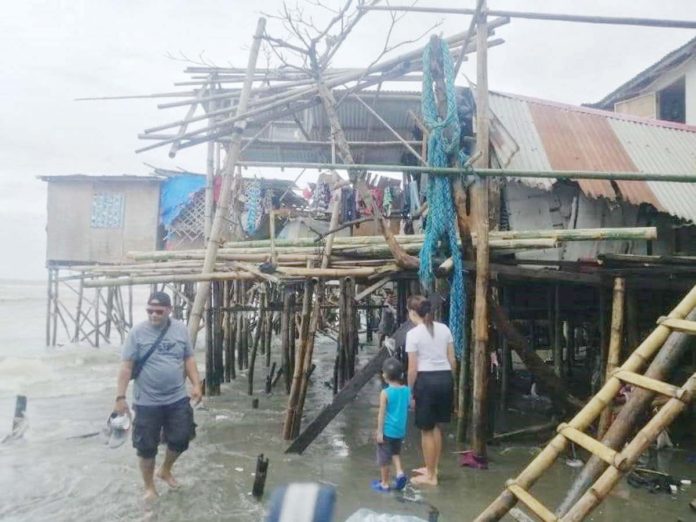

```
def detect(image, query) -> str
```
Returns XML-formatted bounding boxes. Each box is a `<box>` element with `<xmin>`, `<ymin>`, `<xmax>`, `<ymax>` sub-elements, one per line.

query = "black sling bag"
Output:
<box><xmin>131</xmin><ymin>320</ymin><xmax>171</xmax><ymax>380</ymax></box>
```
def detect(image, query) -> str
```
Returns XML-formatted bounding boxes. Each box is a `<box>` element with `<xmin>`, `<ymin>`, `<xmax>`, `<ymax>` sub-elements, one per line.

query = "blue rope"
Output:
<box><xmin>419</xmin><ymin>39</ymin><xmax>469</xmax><ymax>359</ymax></box>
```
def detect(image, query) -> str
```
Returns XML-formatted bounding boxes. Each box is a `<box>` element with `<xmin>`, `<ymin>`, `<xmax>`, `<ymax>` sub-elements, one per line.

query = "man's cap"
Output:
<box><xmin>147</xmin><ymin>291</ymin><xmax>171</xmax><ymax>307</ymax></box>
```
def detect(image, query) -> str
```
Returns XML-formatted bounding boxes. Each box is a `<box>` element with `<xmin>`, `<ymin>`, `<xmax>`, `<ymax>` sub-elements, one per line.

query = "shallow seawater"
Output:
<box><xmin>1</xmin><ymin>281</ymin><xmax>696</xmax><ymax>521</ymax></box>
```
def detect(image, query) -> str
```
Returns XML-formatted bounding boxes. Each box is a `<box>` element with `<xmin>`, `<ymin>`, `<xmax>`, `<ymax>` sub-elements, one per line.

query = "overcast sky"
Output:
<box><xmin>1</xmin><ymin>0</ymin><xmax>695</xmax><ymax>280</ymax></box>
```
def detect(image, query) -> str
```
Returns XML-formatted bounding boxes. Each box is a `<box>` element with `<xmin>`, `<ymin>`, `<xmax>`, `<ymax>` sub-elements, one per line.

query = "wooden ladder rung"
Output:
<box><xmin>613</xmin><ymin>369</ymin><xmax>689</xmax><ymax>401</ymax></box>
<box><xmin>505</xmin><ymin>481</ymin><xmax>558</xmax><ymax>522</ymax></box>
<box><xmin>557</xmin><ymin>423</ymin><xmax>627</xmax><ymax>469</ymax></box>
<box><xmin>657</xmin><ymin>316</ymin><xmax>696</xmax><ymax>335</ymax></box>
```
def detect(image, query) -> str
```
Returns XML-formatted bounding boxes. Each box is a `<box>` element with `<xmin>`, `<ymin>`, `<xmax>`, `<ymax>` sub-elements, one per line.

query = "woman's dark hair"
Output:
<box><xmin>407</xmin><ymin>295</ymin><xmax>434</xmax><ymax>336</ymax></box>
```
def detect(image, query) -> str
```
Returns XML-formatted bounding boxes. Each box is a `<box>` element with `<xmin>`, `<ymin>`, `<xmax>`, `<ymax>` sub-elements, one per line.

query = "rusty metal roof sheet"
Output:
<box><xmin>489</xmin><ymin>91</ymin><xmax>696</xmax><ymax>221</ymax></box>
<box><xmin>488</xmin><ymin>93</ymin><xmax>554</xmax><ymax>190</ymax></box>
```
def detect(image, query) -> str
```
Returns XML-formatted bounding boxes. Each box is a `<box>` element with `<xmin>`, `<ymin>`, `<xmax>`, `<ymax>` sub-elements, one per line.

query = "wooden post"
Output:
<box><xmin>46</xmin><ymin>268</ymin><xmax>53</xmax><ymax>346</ymax></box>
<box><xmin>500</xmin><ymin>287</ymin><xmax>512</xmax><ymax>410</ymax></box>
<box><xmin>597</xmin><ymin>277</ymin><xmax>625</xmax><ymax>438</ymax></box>
<box><xmin>283</xmin><ymin>280</ymin><xmax>314</xmax><ymax>439</ymax></box>
<box><xmin>471</xmin><ymin>4</ymin><xmax>491</xmax><ymax>460</ymax></box>
<box><xmin>205</xmin><ymin>296</ymin><xmax>215</xmax><ymax>396</ymax></box>
<box><xmin>73</xmin><ymin>277</ymin><xmax>84</xmax><ymax>343</ymax></box>
<box><xmin>280</xmin><ymin>290</ymin><xmax>293</xmax><ymax>394</ymax></box>
<box><xmin>188</xmin><ymin>18</ymin><xmax>266</xmax><ymax>347</ymax></box>
<box><xmin>94</xmin><ymin>287</ymin><xmax>100</xmax><ymax>348</ymax></box>
<box><xmin>224</xmin><ymin>281</ymin><xmax>233</xmax><ymax>382</ymax></box>
<box><xmin>214</xmin><ymin>281</ymin><xmax>225</xmax><ymax>391</ymax></box>
<box><xmin>553</xmin><ymin>284</ymin><xmax>563</xmax><ymax>378</ymax></box>
<box><xmin>625</xmin><ymin>285</ymin><xmax>639</xmax><ymax>354</ymax></box>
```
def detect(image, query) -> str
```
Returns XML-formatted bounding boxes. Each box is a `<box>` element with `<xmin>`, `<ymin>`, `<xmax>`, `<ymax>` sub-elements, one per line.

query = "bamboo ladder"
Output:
<box><xmin>475</xmin><ymin>284</ymin><xmax>696</xmax><ymax>522</ymax></box>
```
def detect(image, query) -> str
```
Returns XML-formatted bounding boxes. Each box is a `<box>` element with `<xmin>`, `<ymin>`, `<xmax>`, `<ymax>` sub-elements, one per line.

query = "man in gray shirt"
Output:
<box><xmin>114</xmin><ymin>292</ymin><xmax>202</xmax><ymax>501</ymax></box>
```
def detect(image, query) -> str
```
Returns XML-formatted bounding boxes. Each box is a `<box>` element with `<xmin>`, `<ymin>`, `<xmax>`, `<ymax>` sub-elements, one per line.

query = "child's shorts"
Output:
<box><xmin>376</xmin><ymin>436</ymin><xmax>403</xmax><ymax>466</ymax></box>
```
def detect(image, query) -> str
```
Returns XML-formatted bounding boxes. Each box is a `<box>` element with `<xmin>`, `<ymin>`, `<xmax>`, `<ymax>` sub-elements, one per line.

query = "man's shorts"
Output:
<box><xmin>376</xmin><ymin>436</ymin><xmax>403</xmax><ymax>466</ymax></box>
<box><xmin>132</xmin><ymin>397</ymin><xmax>195</xmax><ymax>459</ymax></box>
<box><xmin>413</xmin><ymin>371</ymin><xmax>454</xmax><ymax>430</ymax></box>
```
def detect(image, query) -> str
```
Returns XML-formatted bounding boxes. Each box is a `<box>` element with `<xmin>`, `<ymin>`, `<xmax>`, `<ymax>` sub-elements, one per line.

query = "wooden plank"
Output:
<box><xmin>613</xmin><ymin>369</ymin><xmax>687</xmax><ymax>400</ymax></box>
<box><xmin>285</xmin><ymin>347</ymin><xmax>389</xmax><ymax>454</ymax></box>
<box><xmin>657</xmin><ymin>317</ymin><xmax>696</xmax><ymax>335</ymax></box>
<box><xmin>557</xmin><ymin>423</ymin><xmax>625</xmax><ymax>469</ymax></box>
<box><xmin>505</xmin><ymin>482</ymin><xmax>557</xmax><ymax>522</ymax></box>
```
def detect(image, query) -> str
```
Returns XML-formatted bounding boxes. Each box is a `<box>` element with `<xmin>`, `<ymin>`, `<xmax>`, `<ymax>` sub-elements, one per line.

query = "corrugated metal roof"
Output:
<box><xmin>489</xmin><ymin>91</ymin><xmax>695</xmax><ymax>222</ymax></box>
<box><xmin>38</xmin><ymin>174</ymin><xmax>162</xmax><ymax>182</ymax></box>
<box><xmin>610</xmin><ymin>119</ymin><xmax>696</xmax><ymax>223</ymax></box>
<box><xmin>488</xmin><ymin>94</ymin><xmax>554</xmax><ymax>190</ymax></box>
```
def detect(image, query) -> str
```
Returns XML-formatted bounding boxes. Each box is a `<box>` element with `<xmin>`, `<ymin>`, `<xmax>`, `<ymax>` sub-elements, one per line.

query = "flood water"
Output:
<box><xmin>1</xmin><ymin>280</ymin><xmax>696</xmax><ymax>521</ymax></box>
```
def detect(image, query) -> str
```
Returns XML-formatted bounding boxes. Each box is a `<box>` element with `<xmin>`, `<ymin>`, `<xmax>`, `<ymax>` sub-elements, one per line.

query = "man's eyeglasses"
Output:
<box><xmin>146</xmin><ymin>308</ymin><xmax>166</xmax><ymax>316</ymax></box>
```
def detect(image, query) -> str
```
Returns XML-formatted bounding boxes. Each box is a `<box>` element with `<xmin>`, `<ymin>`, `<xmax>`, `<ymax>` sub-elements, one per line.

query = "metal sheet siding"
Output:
<box><xmin>611</xmin><ymin>118</ymin><xmax>696</xmax><ymax>222</ymax></box>
<box><xmin>488</xmin><ymin>94</ymin><xmax>554</xmax><ymax>190</ymax></box>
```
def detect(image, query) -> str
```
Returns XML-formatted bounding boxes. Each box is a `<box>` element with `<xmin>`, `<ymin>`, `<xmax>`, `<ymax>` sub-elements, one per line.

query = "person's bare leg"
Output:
<box><xmin>433</xmin><ymin>425</ymin><xmax>442</xmax><ymax>479</ymax></box>
<box><xmin>392</xmin><ymin>454</ymin><xmax>404</xmax><ymax>477</ymax></box>
<box><xmin>156</xmin><ymin>448</ymin><xmax>181</xmax><ymax>488</ymax></box>
<box><xmin>412</xmin><ymin>429</ymin><xmax>438</xmax><ymax>486</ymax></box>
<box><xmin>380</xmin><ymin>464</ymin><xmax>390</xmax><ymax>489</ymax></box>
<box><xmin>140</xmin><ymin>458</ymin><xmax>158</xmax><ymax>501</ymax></box>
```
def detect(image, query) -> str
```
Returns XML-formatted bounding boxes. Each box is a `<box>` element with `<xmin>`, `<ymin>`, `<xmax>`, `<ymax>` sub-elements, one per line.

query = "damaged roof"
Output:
<box><xmin>489</xmin><ymin>91</ymin><xmax>696</xmax><ymax>223</ymax></box>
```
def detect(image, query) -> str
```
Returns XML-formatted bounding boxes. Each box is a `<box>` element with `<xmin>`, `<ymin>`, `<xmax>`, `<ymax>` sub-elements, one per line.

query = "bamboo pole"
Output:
<box><xmin>471</xmin><ymin>5</ymin><xmax>490</xmax><ymax>460</ymax></box>
<box><xmin>237</xmin><ymin>161</ymin><xmax>696</xmax><ymax>183</ymax></box>
<box><xmin>361</xmin><ymin>5</ymin><xmax>696</xmax><ymax>29</ymax></box>
<box><xmin>597</xmin><ymin>277</ymin><xmax>625</xmax><ymax>438</ymax></box>
<box><xmin>474</xmin><ymin>284</ymin><xmax>696</xmax><ymax>521</ymax></box>
<box><xmin>137</xmin><ymin>21</ymin><xmax>508</xmax><ymax>150</ymax></box>
<box><xmin>284</xmin><ymin>280</ymin><xmax>314</xmax><ymax>439</ymax></box>
<box><xmin>187</xmin><ymin>17</ymin><xmax>266</xmax><ymax>348</ymax></box>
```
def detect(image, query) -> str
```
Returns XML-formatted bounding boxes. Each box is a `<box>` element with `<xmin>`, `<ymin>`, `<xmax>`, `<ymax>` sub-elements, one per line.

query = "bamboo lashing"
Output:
<box><xmin>656</xmin><ymin>316</ymin><xmax>696</xmax><ymax>335</ymax></box>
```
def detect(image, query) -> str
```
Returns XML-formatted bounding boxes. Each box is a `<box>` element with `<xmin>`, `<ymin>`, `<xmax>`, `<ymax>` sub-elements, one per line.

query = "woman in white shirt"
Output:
<box><xmin>405</xmin><ymin>295</ymin><xmax>455</xmax><ymax>486</ymax></box>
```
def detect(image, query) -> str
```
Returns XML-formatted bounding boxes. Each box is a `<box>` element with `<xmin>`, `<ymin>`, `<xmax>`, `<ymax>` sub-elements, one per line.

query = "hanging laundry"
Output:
<box><xmin>243</xmin><ymin>178</ymin><xmax>262</xmax><ymax>235</ymax></box>
<box><xmin>383</xmin><ymin>186</ymin><xmax>393</xmax><ymax>216</ymax></box>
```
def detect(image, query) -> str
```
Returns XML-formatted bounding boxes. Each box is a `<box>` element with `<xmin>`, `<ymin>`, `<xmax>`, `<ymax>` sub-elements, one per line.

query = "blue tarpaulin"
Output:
<box><xmin>159</xmin><ymin>173</ymin><xmax>206</xmax><ymax>228</ymax></box>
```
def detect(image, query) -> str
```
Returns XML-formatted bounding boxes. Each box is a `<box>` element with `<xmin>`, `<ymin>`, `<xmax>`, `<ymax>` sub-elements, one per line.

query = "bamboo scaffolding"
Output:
<box><xmin>135</xmin><ymin>20</ymin><xmax>509</xmax><ymax>152</ymax></box>
<box><xmin>187</xmin><ymin>17</ymin><xmax>266</xmax><ymax>347</ymax></box>
<box><xmin>475</xmin><ymin>284</ymin><xmax>696</xmax><ymax>521</ymax></box>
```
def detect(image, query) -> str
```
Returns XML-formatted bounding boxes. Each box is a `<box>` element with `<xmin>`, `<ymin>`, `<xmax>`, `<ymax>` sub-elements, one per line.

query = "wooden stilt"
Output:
<box><xmin>471</xmin><ymin>4</ymin><xmax>491</xmax><ymax>460</ymax></box>
<box><xmin>73</xmin><ymin>277</ymin><xmax>84</xmax><ymax>343</ymax></box>
<box><xmin>553</xmin><ymin>285</ymin><xmax>563</xmax><ymax>378</ymax></box>
<box><xmin>598</xmin><ymin>278</ymin><xmax>625</xmax><ymax>441</ymax></box>
<box><xmin>283</xmin><ymin>280</ymin><xmax>314</xmax><ymax>439</ymax></box>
